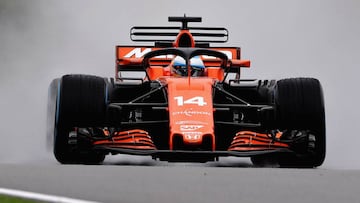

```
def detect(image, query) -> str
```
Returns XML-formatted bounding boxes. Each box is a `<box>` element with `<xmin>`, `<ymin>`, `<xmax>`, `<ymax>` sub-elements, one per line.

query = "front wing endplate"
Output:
<box><xmin>94</xmin><ymin>146</ymin><xmax>293</xmax><ymax>158</ymax></box>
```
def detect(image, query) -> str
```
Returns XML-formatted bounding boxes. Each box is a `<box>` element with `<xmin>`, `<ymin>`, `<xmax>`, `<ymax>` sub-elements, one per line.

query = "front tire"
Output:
<box><xmin>275</xmin><ymin>78</ymin><xmax>326</xmax><ymax>168</ymax></box>
<box><xmin>53</xmin><ymin>74</ymin><xmax>108</xmax><ymax>164</ymax></box>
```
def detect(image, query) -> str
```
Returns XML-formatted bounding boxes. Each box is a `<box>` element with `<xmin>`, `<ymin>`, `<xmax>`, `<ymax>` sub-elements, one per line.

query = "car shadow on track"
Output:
<box><xmin>103</xmin><ymin>155</ymin><xmax>263</xmax><ymax>168</ymax></box>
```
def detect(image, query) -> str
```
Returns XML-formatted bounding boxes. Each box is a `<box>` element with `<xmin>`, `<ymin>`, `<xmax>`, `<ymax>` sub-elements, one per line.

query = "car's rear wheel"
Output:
<box><xmin>53</xmin><ymin>74</ymin><xmax>109</xmax><ymax>164</ymax></box>
<box><xmin>275</xmin><ymin>78</ymin><xmax>326</xmax><ymax>168</ymax></box>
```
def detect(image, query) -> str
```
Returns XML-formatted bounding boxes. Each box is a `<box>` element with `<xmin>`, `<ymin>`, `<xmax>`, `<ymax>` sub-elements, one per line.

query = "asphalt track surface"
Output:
<box><xmin>1</xmin><ymin>156</ymin><xmax>360</xmax><ymax>203</ymax></box>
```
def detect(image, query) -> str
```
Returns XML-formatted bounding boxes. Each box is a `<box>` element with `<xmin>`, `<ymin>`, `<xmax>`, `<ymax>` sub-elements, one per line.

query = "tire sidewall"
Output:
<box><xmin>274</xmin><ymin>78</ymin><xmax>326</xmax><ymax>167</ymax></box>
<box><xmin>53</xmin><ymin>74</ymin><xmax>109</xmax><ymax>164</ymax></box>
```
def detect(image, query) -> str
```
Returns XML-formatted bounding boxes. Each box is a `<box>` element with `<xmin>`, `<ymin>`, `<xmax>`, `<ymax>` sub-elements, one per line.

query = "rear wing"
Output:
<box><xmin>116</xmin><ymin>46</ymin><xmax>250</xmax><ymax>81</ymax></box>
<box><xmin>117</xmin><ymin>46</ymin><xmax>240</xmax><ymax>59</ymax></box>
<box><xmin>114</xmin><ymin>16</ymin><xmax>250</xmax><ymax>82</ymax></box>
<box><xmin>116</xmin><ymin>46</ymin><xmax>242</xmax><ymax>71</ymax></box>
<box><xmin>130</xmin><ymin>16</ymin><xmax>228</xmax><ymax>45</ymax></box>
<box><xmin>131</xmin><ymin>27</ymin><xmax>228</xmax><ymax>44</ymax></box>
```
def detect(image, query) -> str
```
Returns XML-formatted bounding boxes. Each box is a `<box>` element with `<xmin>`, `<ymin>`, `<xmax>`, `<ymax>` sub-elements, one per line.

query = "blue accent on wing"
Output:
<box><xmin>105</xmin><ymin>80</ymin><xmax>109</xmax><ymax>104</ymax></box>
<box><xmin>55</xmin><ymin>79</ymin><xmax>61</xmax><ymax>127</ymax></box>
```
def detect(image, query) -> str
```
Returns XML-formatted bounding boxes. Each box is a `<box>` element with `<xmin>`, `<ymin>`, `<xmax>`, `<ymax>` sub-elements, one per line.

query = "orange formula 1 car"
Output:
<box><xmin>47</xmin><ymin>16</ymin><xmax>325</xmax><ymax>167</ymax></box>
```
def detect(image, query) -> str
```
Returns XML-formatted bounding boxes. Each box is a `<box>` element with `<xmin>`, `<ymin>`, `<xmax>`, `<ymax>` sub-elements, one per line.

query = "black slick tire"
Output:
<box><xmin>275</xmin><ymin>78</ymin><xmax>326</xmax><ymax>168</ymax></box>
<box><xmin>53</xmin><ymin>74</ymin><xmax>108</xmax><ymax>164</ymax></box>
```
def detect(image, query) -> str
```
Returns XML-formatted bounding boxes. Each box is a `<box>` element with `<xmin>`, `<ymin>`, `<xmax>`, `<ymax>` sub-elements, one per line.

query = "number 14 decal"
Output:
<box><xmin>174</xmin><ymin>96</ymin><xmax>207</xmax><ymax>106</ymax></box>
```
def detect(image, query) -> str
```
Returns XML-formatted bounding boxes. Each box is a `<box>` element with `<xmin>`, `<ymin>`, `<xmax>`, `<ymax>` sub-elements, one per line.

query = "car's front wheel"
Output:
<box><xmin>52</xmin><ymin>74</ymin><xmax>109</xmax><ymax>164</ymax></box>
<box><xmin>274</xmin><ymin>78</ymin><xmax>326</xmax><ymax>168</ymax></box>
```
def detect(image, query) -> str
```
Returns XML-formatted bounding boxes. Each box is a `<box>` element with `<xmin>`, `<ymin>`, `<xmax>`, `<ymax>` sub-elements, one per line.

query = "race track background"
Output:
<box><xmin>1</xmin><ymin>162</ymin><xmax>360</xmax><ymax>203</ymax></box>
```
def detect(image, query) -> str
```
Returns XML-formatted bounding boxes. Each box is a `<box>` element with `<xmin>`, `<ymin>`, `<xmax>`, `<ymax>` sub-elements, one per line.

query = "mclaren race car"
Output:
<box><xmin>47</xmin><ymin>16</ymin><xmax>326</xmax><ymax>167</ymax></box>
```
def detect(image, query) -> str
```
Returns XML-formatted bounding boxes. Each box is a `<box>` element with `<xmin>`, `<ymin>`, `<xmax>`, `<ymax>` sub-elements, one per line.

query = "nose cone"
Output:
<box><xmin>178</xmin><ymin>124</ymin><xmax>204</xmax><ymax>144</ymax></box>
<box><xmin>183</xmin><ymin>132</ymin><xmax>202</xmax><ymax>143</ymax></box>
<box><xmin>172</xmin><ymin>131</ymin><xmax>214</xmax><ymax>151</ymax></box>
<box><xmin>166</xmin><ymin>77</ymin><xmax>215</xmax><ymax>150</ymax></box>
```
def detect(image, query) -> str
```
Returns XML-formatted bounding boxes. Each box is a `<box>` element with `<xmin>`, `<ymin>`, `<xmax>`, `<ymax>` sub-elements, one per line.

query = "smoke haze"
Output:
<box><xmin>0</xmin><ymin>0</ymin><xmax>359</xmax><ymax>168</ymax></box>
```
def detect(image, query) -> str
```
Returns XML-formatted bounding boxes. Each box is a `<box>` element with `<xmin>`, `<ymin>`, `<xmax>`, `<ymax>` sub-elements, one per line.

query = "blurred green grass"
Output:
<box><xmin>0</xmin><ymin>195</ymin><xmax>38</xmax><ymax>203</ymax></box>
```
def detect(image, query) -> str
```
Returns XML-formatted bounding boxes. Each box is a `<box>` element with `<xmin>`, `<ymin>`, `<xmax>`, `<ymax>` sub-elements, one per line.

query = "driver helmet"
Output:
<box><xmin>172</xmin><ymin>56</ymin><xmax>205</xmax><ymax>77</ymax></box>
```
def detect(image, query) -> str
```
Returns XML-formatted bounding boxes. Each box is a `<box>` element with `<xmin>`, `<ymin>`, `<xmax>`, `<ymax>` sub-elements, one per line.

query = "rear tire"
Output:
<box><xmin>53</xmin><ymin>74</ymin><xmax>108</xmax><ymax>164</ymax></box>
<box><xmin>275</xmin><ymin>78</ymin><xmax>326</xmax><ymax>168</ymax></box>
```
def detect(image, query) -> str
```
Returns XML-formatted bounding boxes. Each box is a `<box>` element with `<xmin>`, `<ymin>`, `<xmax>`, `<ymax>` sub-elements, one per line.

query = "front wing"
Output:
<box><xmin>95</xmin><ymin>146</ymin><xmax>292</xmax><ymax>157</ymax></box>
<box><xmin>89</xmin><ymin>129</ymin><xmax>295</xmax><ymax>161</ymax></box>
